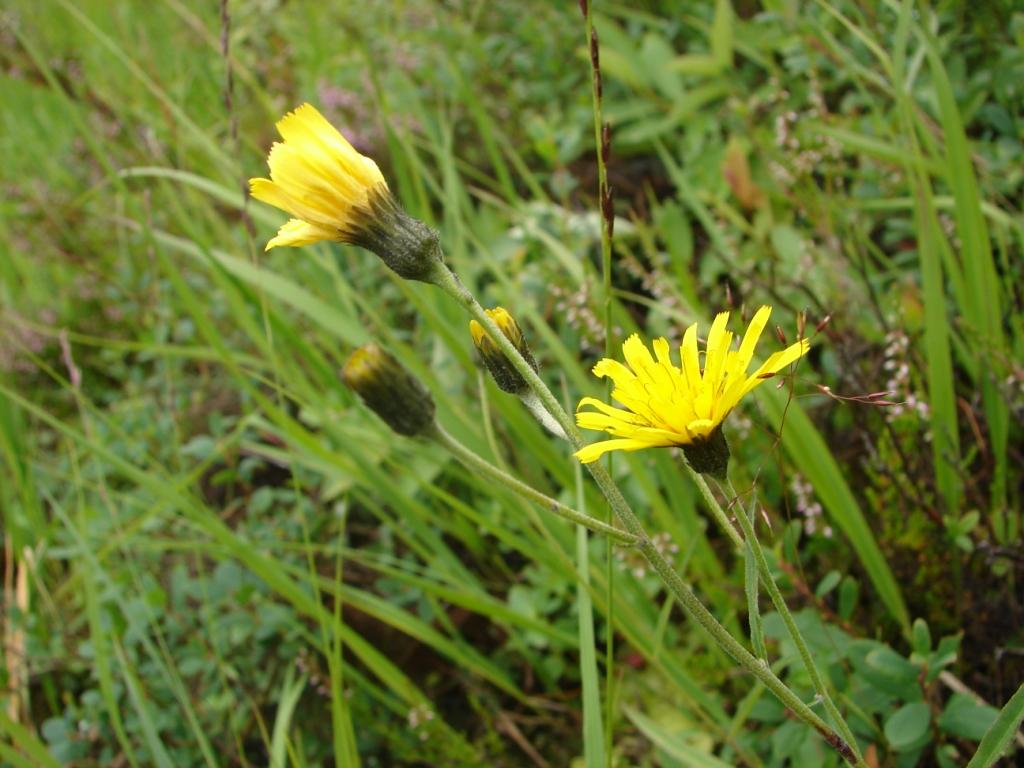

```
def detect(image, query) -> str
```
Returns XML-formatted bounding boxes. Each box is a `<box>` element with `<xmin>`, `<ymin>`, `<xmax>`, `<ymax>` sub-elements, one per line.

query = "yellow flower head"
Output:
<box><xmin>250</xmin><ymin>104</ymin><xmax>442</xmax><ymax>281</ymax></box>
<box><xmin>575</xmin><ymin>306</ymin><xmax>809</xmax><ymax>472</ymax></box>
<box><xmin>469</xmin><ymin>307</ymin><xmax>539</xmax><ymax>394</ymax></box>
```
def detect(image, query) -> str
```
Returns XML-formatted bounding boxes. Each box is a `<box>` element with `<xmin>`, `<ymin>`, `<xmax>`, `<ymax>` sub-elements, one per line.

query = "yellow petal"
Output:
<box><xmin>249</xmin><ymin>177</ymin><xmax>296</xmax><ymax>213</ymax></box>
<box><xmin>609</xmin><ymin>388</ymin><xmax>667</xmax><ymax>428</ymax></box>
<box><xmin>652</xmin><ymin>337</ymin><xmax>673</xmax><ymax>367</ymax></box>
<box><xmin>703</xmin><ymin>311</ymin><xmax>732</xmax><ymax>389</ymax></box>
<box><xmin>742</xmin><ymin>338</ymin><xmax>810</xmax><ymax>397</ymax></box>
<box><xmin>711</xmin><ymin>306</ymin><xmax>773</xmax><ymax>418</ymax></box>
<box><xmin>711</xmin><ymin>382</ymin><xmax>745</xmax><ymax>423</ymax></box>
<box><xmin>734</xmin><ymin>305</ymin><xmax>772</xmax><ymax>377</ymax></box>
<box><xmin>575</xmin><ymin>438</ymin><xmax>664</xmax><ymax>464</ymax></box>
<box><xmin>622</xmin><ymin>334</ymin><xmax>656</xmax><ymax>375</ymax></box>
<box><xmin>265</xmin><ymin>218</ymin><xmax>337</xmax><ymax>250</ymax></box>
<box><xmin>592</xmin><ymin>358</ymin><xmax>637</xmax><ymax>390</ymax></box>
<box><xmin>576</xmin><ymin>305</ymin><xmax>807</xmax><ymax>458</ymax></box>
<box><xmin>576</xmin><ymin>397</ymin><xmax>647</xmax><ymax>424</ymax></box>
<box><xmin>276</xmin><ymin>103</ymin><xmax>346</xmax><ymax>146</ymax></box>
<box><xmin>262</xmin><ymin>145</ymin><xmax>351</xmax><ymax>226</ymax></box>
<box><xmin>577</xmin><ymin>411</ymin><xmax>645</xmax><ymax>436</ymax></box>
<box><xmin>631</xmin><ymin>426</ymin><xmax>689</xmax><ymax>444</ymax></box>
<box><xmin>680</xmin><ymin>322</ymin><xmax>701</xmax><ymax>391</ymax></box>
<box><xmin>252</xmin><ymin>104</ymin><xmax>397</xmax><ymax>253</ymax></box>
<box><xmin>276</xmin><ymin>103</ymin><xmax>386</xmax><ymax>189</ymax></box>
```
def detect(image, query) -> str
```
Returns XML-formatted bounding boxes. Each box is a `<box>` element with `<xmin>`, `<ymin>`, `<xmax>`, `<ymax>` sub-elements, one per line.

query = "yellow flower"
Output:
<box><xmin>250</xmin><ymin>104</ymin><xmax>441</xmax><ymax>280</ymax></box>
<box><xmin>575</xmin><ymin>306</ymin><xmax>809</xmax><ymax>471</ymax></box>
<box><xmin>469</xmin><ymin>307</ymin><xmax>538</xmax><ymax>394</ymax></box>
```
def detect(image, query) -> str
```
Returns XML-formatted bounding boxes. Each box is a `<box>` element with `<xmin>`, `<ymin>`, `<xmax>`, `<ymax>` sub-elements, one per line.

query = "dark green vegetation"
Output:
<box><xmin>1</xmin><ymin>1</ymin><xmax>1022</xmax><ymax>766</ymax></box>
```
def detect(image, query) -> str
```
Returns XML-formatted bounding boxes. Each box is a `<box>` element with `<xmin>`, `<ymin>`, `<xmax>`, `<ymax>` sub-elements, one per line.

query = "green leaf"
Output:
<box><xmin>150</xmin><ymin>229</ymin><xmax>368</xmax><ymax>347</ymax></box>
<box><xmin>710</xmin><ymin>0</ymin><xmax>734</xmax><ymax>69</ymax></box>
<box><xmin>960</xmin><ymin>511</ymin><xmax>981</xmax><ymax>534</ymax></box>
<box><xmin>575</xmin><ymin>466</ymin><xmax>606</xmax><ymax>768</ymax></box>
<box><xmin>0</xmin><ymin>711</ymin><xmax>62</xmax><ymax>768</ymax></box>
<box><xmin>849</xmin><ymin>641</ymin><xmax>920</xmax><ymax>699</ymax></box>
<box><xmin>838</xmin><ymin>577</ymin><xmax>859</xmax><ymax>621</ymax></box>
<box><xmin>866</xmin><ymin>646</ymin><xmax>919</xmax><ymax>680</ymax></box>
<box><xmin>270</xmin><ymin>668</ymin><xmax>308</xmax><ymax>768</ymax></box>
<box><xmin>936</xmin><ymin>744</ymin><xmax>961</xmax><ymax>768</ymax></box>
<box><xmin>938</xmin><ymin>694</ymin><xmax>1000</xmax><ymax>742</ymax></box>
<box><xmin>771</xmin><ymin>720</ymin><xmax>807</xmax><ymax>762</ymax></box>
<box><xmin>770</xmin><ymin>224</ymin><xmax>804</xmax><ymax>270</ymax></box>
<box><xmin>815</xmin><ymin>570</ymin><xmax>842</xmax><ymax>599</ymax></box>
<box><xmin>624</xmin><ymin>707</ymin><xmax>732</xmax><ymax>768</ymax></box>
<box><xmin>923</xmin><ymin>36</ymin><xmax>1009</xmax><ymax>507</ymax></box>
<box><xmin>897</xmin><ymin>88</ymin><xmax>962</xmax><ymax>516</ymax></box>
<box><xmin>885</xmin><ymin>702</ymin><xmax>932</xmax><ymax>752</ymax></box>
<box><xmin>912</xmin><ymin>618</ymin><xmax>932</xmax><ymax>657</ymax></box>
<box><xmin>965</xmin><ymin>684</ymin><xmax>1024</xmax><ymax>767</ymax></box>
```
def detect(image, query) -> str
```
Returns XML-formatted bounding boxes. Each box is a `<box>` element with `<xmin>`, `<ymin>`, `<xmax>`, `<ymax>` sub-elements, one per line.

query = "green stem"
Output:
<box><xmin>630</xmin><ymin>522</ymin><xmax>858</xmax><ymax>765</ymax></box>
<box><xmin>741</xmin><ymin>491</ymin><xmax>769</xmax><ymax>660</ymax></box>
<box><xmin>429</xmin><ymin>263</ymin><xmax>861</xmax><ymax>766</ymax></box>
<box><xmin>683</xmin><ymin>462</ymin><xmax>745</xmax><ymax>551</ymax></box>
<box><xmin>427</xmin><ymin>423</ymin><xmax>636</xmax><ymax>545</ymax></box>
<box><xmin>715</xmin><ymin>476</ymin><xmax>864</xmax><ymax>765</ymax></box>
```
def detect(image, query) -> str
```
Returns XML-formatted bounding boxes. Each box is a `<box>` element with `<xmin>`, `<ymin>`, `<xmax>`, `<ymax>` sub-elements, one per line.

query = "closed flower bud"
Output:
<box><xmin>341</xmin><ymin>344</ymin><xmax>436</xmax><ymax>436</ymax></box>
<box><xmin>469</xmin><ymin>307</ymin><xmax>539</xmax><ymax>395</ymax></box>
<box><xmin>250</xmin><ymin>103</ymin><xmax>443</xmax><ymax>282</ymax></box>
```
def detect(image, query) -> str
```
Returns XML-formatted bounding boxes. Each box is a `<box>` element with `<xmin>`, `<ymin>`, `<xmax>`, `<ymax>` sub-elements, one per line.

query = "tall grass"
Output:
<box><xmin>2</xmin><ymin>0</ymin><xmax>1021</xmax><ymax>765</ymax></box>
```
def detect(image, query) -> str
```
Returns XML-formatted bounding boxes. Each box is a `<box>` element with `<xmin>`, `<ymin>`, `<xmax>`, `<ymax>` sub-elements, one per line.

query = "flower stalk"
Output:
<box><xmin>429</xmin><ymin>263</ymin><xmax>861</xmax><ymax>766</ymax></box>
<box><xmin>681</xmin><ymin>458</ymin><xmax>745</xmax><ymax>551</ymax></box>
<box><xmin>426</xmin><ymin>424</ymin><xmax>635</xmax><ymax>545</ymax></box>
<box><xmin>717</xmin><ymin>475</ymin><xmax>865</xmax><ymax>764</ymax></box>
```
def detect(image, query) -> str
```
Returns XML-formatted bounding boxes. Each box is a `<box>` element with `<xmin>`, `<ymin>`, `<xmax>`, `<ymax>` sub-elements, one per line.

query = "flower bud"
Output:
<box><xmin>341</xmin><ymin>344</ymin><xmax>436</xmax><ymax>436</ymax></box>
<box><xmin>348</xmin><ymin>192</ymin><xmax>443</xmax><ymax>281</ymax></box>
<box><xmin>469</xmin><ymin>308</ymin><xmax>539</xmax><ymax>395</ymax></box>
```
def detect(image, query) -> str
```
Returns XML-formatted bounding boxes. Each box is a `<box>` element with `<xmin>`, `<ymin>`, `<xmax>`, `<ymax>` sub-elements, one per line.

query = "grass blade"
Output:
<box><xmin>966</xmin><ymin>683</ymin><xmax>1024</xmax><ymax>768</ymax></box>
<box><xmin>758</xmin><ymin>388</ymin><xmax>911</xmax><ymax>634</ymax></box>
<box><xmin>0</xmin><ymin>712</ymin><xmax>62</xmax><ymax>768</ymax></box>
<box><xmin>922</xmin><ymin>34</ymin><xmax>1009</xmax><ymax>512</ymax></box>
<box><xmin>576</xmin><ymin>462</ymin><xmax>606</xmax><ymax>768</ymax></box>
<box><xmin>270</xmin><ymin>667</ymin><xmax>308</xmax><ymax>768</ymax></box>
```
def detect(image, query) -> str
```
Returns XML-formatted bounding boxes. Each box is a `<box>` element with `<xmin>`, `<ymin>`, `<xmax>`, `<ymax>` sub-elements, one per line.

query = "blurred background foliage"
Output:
<box><xmin>1</xmin><ymin>0</ymin><xmax>1022</xmax><ymax>766</ymax></box>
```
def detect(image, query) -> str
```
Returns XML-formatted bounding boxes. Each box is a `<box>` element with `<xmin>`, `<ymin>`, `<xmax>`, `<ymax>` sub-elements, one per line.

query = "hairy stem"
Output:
<box><xmin>429</xmin><ymin>263</ymin><xmax>862</xmax><ymax>765</ymax></box>
<box><xmin>427</xmin><ymin>423</ymin><xmax>635</xmax><ymax>545</ymax></box>
<box><xmin>716</xmin><ymin>475</ymin><xmax>864</xmax><ymax>765</ymax></box>
<box><xmin>682</xmin><ymin>462</ymin><xmax>745</xmax><ymax>551</ymax></box>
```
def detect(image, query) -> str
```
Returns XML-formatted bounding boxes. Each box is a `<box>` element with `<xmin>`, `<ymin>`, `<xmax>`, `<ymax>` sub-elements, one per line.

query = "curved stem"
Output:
<box><xmin>429</xmin><ymin>263</ymin><xmax>861</xmax><ymax>766</ymax></box>
<box><xmin>427</xmin><ymin>423</ymin><xmax>636</xmax><ymax>545</ymax></box>
<box><xmin>633</xmin><ymin>521</ymin><xmax>859</xmax><ymax>766</ymax></box>
<box><xmin>716</xmin><ymin>476</ymin><xmax>865</xmax><ymax>765</ymax></box>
